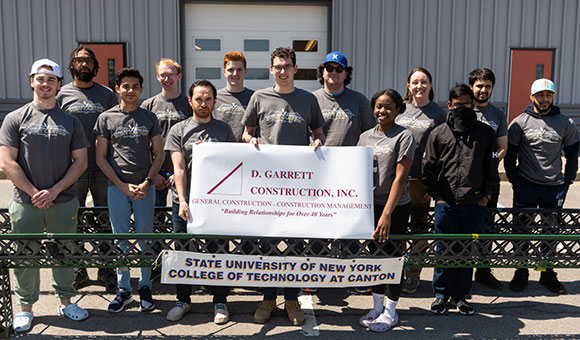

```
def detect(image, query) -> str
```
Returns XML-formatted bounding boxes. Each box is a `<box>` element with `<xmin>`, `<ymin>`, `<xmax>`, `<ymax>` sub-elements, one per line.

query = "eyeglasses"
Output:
<box><xmin>451</xmin><ymin>102</ymin><xmax>473</xmax><ymax>109</ymax></box>
<box><xmin>324</xmin><ymin>64</ymin><xmax>345</xmax><ymax>73</ymax></box>
<box><xmin>272</xmin><ymin>64</ymin><xmax>294</xmax><ymax>72</ymax></box>
<box><xmin>73</xmin><ymin>57</ymin><xmax>95</xmax><ymax>64</ymax></box>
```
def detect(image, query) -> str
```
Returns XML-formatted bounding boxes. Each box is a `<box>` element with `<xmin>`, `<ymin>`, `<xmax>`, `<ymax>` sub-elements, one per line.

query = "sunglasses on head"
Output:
<box><xmin>325</xmin><ymin>64</ymin><xmax>345</xmax><ymax>73</ymax></box>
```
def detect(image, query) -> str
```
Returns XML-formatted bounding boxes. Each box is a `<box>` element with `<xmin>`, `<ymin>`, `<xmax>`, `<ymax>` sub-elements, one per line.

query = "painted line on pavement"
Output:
<box><xmin>299</xmin><ymin>294</ymin><xmax>319</xmax><ymax>336</ymax></box>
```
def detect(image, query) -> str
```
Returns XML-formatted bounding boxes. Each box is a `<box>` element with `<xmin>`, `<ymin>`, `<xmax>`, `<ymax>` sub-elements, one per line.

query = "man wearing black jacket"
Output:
<box><xmin>505</xmin><ymin>78</ymin><xmax>579</xmax><ymax>295</ymax></box>
<box><xmin>423</xmin><ymin>84</ymin><xmax>499</xmax><ymax>315</ymax></box>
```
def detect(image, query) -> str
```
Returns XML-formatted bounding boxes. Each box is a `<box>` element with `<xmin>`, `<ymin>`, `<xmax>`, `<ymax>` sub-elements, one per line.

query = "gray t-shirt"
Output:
<box><xmin>214</xmin><ymin>87</ymin><xmax>254</xmax><ymax>142</ymax></box>
<box><xmin>56</xmin><ymin>82</ymin><xmax>117</xmax><ymax>171</ymax></box>
<box><xmin>93</xmin><ymin>105</ymin><xmax>162</xmax><ymax>185</ymax></box>
<box><xmin>141</xmin><ymin>93</ymin><xmax>192</xmax><ymax>172</ymax></box>
<box><xmin>394</xmin><ymin>102</ymin><xmax>445</xmax><ymax>179</ymax></box>
<box><xmin>357</xmin><ymin>124</ymin><xmax>415</xmax><ymax>205</ymax></box>
<box><xmin>474</xmin><ymin>103</ymin><xmax>508</xmax><ymax>139</ymax></box>
<box><xmin>0</xmin><ymin>103</ymin><xmax>89</xmax><ymax>204</ymax></box>
<box><xmin>509</xmin><ymin>110</ymin><xmax>579</xmax><ymax>185</ymax></box>
<box><xmin>164</xmin><ymin>117</ymin><xmax>236</xmax><ymax>203</ymax></box>
<box><xmin>241</xmin><ymin>87</ymin><xmax>325</xmax><ymax>146</ymax></box>
<box><xmin>312</xmin><ymin>88</ymin><xmax>376</xmax><ymax>146</ymax></box>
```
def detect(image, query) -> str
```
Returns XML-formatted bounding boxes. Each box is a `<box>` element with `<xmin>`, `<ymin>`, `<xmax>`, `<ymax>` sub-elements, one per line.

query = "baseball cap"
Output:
<box><xmin>29</xmin><ymin>58</ymin><xmax>62</xmax><ymax>78</ymax></box>
<box><xmin>323</xmin><ymin>51</ymin><xmax>348</xmax><ymax>67</ymax></box>
<box><xmin>531</xmin><ymin>78</ymin><xmax>556</xmax><ymax>95</ymax></box>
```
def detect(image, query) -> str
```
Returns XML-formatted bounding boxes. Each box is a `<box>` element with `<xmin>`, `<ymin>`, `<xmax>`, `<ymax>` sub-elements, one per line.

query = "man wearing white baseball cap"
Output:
<box><xmin>0</xmin><ymin>59</ymin><xmax>90</xmax><ymax>332</ymax></box>
<box><xmin>505</xmin><ymin>78</ymin><xmax>579</xmax><ymax>294</ymax></box>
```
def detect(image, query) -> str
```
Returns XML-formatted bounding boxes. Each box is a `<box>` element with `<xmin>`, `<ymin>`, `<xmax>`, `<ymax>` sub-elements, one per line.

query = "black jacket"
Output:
<box><xmin>422</xmin><ymin>109</ymin><xmax>499</xmax><ymax>205</ymax></box>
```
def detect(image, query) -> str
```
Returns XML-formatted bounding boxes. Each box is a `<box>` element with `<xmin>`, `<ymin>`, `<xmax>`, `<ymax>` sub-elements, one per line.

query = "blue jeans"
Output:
<box><xmin>432</xmin><ymin>202</ymin><xmax>486</xmax><ymax>301</ymax></box>
<box><xmin>155</xmin><ymin>171</ymin><xmax>173</xmax><ymax>207</ymax></box>
<box><xmin>108</xmin><ymin>184</ymin><xmax>155</xmax><ymax>293</ymax></box>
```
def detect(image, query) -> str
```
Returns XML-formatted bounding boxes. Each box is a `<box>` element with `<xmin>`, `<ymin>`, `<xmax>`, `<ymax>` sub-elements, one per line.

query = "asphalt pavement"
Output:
<box><xmin>1</xmin><ymin>179</ymin><xmax>580</xmax><ymax>339</ymax></box>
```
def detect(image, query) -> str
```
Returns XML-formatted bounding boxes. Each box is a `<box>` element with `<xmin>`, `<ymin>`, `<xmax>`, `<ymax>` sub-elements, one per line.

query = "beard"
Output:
<box><xmin>533</xmin><ymin>101</ymin><xmax>552</xmax><ymax>113</ymax></box>
<box><xmin>72</xmin><ymin>67</ymin><xmax>95</xmax><ymax>82</ymax></box>
<box><xmin>474</xmin><ymin>96</ymin><xmax>489</xmax><ymax>104</ymax></box>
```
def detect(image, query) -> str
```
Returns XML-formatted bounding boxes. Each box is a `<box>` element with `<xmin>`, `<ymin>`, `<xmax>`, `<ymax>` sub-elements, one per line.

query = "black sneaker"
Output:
<box><xmin>454</xmin><ymin>299</ymin><xmax>475</xmax><ymax>315</ymax></box>
<box><xmin>509</xmin><ymin>268</ymin><xmax>529</xmax><ymax>292</ymax></box>
<box><xmin>72</xmin><ymin>268</ymin><xmax>89</xmax><ymax>290</ymax></box>
<box><xmin>108</xmin><ymin>291</ymin><xmax>133</xmax><ymax>313</ymax></box>
<box><xmin>475</xmin><ymin>268</ymin><xmax>503</xmax><ymax>290</ymax></box>
<box><xmin>430</xmin><ymin>297</ymin><xmax>449</xmax><ymax>314</ymax></box>
<box><xmin>539</xmin><ymin>270</ymin><xmax>567</xmax><ymax>295</ymax></box>
<box><xmin>139</xmin><ymin>286</ymin><xmax>156</xmax><ymax>312</ymax></box>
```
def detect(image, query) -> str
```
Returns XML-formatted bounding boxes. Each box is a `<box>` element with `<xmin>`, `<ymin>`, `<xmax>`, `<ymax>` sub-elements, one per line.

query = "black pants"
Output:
<box><xmin>371</xmin><ymin>203</ymin><xmax>410</xmax><ymax>301</ymax></box>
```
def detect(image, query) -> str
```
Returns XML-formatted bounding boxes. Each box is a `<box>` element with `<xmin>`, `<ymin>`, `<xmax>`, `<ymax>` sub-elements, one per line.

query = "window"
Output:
<box><xmin>295</xmin><ymin>69</ymin><xmax>317</xmax><ymax>80</ymax></box>
<box><xmin>292</xmin><ymin>40</ymin><xmax>318</xmax><ymax>52</ymax></box>
<box><xmin>244</xmin><ymin>39</ymin><xmax>270</xmax><ymax>52</ymax></box>
<box><xmin>196</xmin><ymin>67</ymin><xmax>221</xmax><ymax>79</ymax></box>
<box><xmin>246</xmin><ymin>68</ymin><xmax>270</xmax><ymax>80</ymax></box>
<box><xmin>195</xmin><ymin>39</ymin><xmax>221</xmax><ymax>51</ymax></box>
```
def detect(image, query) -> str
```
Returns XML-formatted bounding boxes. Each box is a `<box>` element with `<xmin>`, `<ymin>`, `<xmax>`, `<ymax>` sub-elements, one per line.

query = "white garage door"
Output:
<box><xmin>184</xmin><ymin>3</ymin><xmax>328</xmax><ymax>92</ymax></box>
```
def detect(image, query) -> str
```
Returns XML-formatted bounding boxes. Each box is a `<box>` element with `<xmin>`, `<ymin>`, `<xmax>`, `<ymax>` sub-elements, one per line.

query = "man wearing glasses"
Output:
<box><xmin>241</xmin><ymin>47</ymin><xmax>325</xmax><ymax>326</ymax></box>
<box><xmin>57</xmin><ymin>46</ymin><xmax>118</xmax><ymax>293</ymax></box>
<box><xmin>422</xmin><ymin>84</ymin><xmax>498</xmax><ymax>316</ymax></box>
<box><xmin>141</xmin><ymin>58</ymin><xmax>192</xmax><ymax>208</ymax></box>
<box><xmin>313</xmin><ymin>51</ymin><xmax>375</xmax><ymax>147</ymax></box>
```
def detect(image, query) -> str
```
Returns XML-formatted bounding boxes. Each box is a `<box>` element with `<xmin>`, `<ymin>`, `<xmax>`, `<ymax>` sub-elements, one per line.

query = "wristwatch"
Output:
<box><xmin>145</xmin><ymin>177</ymin><xmax>153</xmax><ymax>185</ymax></box>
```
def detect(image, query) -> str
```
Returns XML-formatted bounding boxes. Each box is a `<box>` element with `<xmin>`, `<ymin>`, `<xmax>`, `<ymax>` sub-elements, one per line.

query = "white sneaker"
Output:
<box><xmin>166</xmin><ymin>301</ymin><xmax>191</xmax><ymax>321</ymax></box>
<box><xmin>214</xmin><ymin>303</ymin><xmax>229</xmax><ymax>324</ymax></box>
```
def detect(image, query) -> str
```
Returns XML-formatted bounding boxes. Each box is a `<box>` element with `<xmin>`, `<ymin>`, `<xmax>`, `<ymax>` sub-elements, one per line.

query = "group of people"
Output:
<box><xmin>1</xmin><ymin>44</ymin><xmax>577</xmax><ymax>333</ymax></box>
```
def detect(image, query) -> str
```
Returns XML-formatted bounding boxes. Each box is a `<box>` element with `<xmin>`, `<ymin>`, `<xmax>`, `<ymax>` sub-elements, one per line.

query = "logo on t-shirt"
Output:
<box><xmin>216</xmin><ymin>103</ymin><xmax>246</xmax><ymax>115</ymax></box>
<box><xmin>524</xmin><ymin>128</ymin><xmax>561</xmax><ymax>143</ymax></box>
<box><xmin>395</xmin><ymin>116</ymin><xmax>433</xmax><ymax>130</ymax></box>
<box><xmin>156</xmin><ymin>109</ymin><xmax>188</xmax><ymax>122</ymax></box>
<box><xmin>68</xmin><ymin>101</ymin><xmax>106</xmax><ymax>115</ymax></box>
<box><xmin>111</xmin><ymin>124</ymin><xmax>150</xmax><ymax>140</ymax></box>
<box><xmin>263</xmin><ymin>110</ymin><xmax>305</xmax><ymax>124</ymax></box>
<box><xmin>373</xmin><ymin>144</ymin><xmax>393</xmax><ymax>156</ymax></box>
<box><xmin>23</xmin><ymin>123</ymin><xmax>69</xmax><ymax>137</ymax></box>
<box><xmin>322</xmin><ymin>108</ymin><xmax>354</xmax><ymax>121</ymax></box>
<box><xmin>477</xmin><ymin>117</ymin><xmax>499</xmax><ymax>132</ymax></box>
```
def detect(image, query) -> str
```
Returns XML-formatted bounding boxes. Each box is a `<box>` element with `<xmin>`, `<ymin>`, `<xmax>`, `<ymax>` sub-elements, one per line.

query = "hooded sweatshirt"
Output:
<box><xmin>505</xmin><ymin>104</ymin><xmax>579</xmax><ymax>185</ymax></box>
<box><xmin>422</xmin><ymin>107</ymin><xmax>499</xmax><ymax>205</ymax></box>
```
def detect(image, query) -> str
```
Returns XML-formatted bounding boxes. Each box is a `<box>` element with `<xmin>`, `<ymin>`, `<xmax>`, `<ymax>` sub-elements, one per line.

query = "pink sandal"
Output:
<box><xmin>359</xmin><ymin>309</ymin><xmax>381</xmax><ymax>328</ymax></box>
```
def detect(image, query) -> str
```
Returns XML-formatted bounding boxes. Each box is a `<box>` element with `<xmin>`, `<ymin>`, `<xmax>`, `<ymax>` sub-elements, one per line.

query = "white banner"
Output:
<box><xmin>187</xmin><ymin>143</ymin><xmax>374</xmax><ymax>239</ymax></box>
<box><xmin>161</xmin><ymin>251</ymin><xmax>404</xmax><ymax>287</ymax></box>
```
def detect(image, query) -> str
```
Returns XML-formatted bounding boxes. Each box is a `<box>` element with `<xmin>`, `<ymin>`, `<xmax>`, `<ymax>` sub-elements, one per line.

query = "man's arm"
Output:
<box><xmin>496</xmin><ymin>135</ymin><xmax>507</xmax><ymax>161</ymax></box>
<box><xmin>563</xmin><ymin>142</ymin><xmax>579</xmax><ymax>184</ymax></box>
<box><xmin>0</xmin><ymin>145</ymin><xmax>39</xmax><ymax>199</ymax></box>
<box><xmin>242</xmin><ymin>126</ymin><xmax>259</xmax><ymax>148</ymax></box>
<box><xmin>136</xmin><ymin>134</ymin><xmax>164</xmax><ymax>196</ymax></box>
<box><xmin>310</xmin><ymin>126</ymin><xmax>325</xmax><ymax>150</ymax></box>
<box><xmin>480</xmin><ymin>132</ymin><xmax>500</xmax><ymax>206</ymax></box>
<box><xmin>421</xmin><ymin>133</ymin><xmax>443</xmax><ymax>201</ymax></box>
<box><xmin>504</xmin><ymin>143</ymin><xmax>519</xmax><ymax>183</ymax></box>
<box><xmin>170</xmin><ymin>150</ymin><xmax>190</xmax><ymax>221</ymax></box>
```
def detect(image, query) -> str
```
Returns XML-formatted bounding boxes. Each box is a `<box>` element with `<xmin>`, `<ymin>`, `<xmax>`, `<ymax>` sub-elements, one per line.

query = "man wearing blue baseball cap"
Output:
<box><xmin>313</xmin><ymin>51</ymin><xmax>376</xmax><ymax>147</ymax></box>
<box><xmin>505</xmin><ymin>78</ymin><xmax>579</xmax><ymax>294</ymax></box>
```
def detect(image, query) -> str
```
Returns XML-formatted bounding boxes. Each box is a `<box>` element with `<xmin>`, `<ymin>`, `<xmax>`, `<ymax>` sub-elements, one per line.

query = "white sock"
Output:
<box><xmin>384</xmin><ymin>298</ymin><xmax>398</xmax><ymax>318</ymax></box>
<box><xmin>372</xmin><ymin>293</ymin><xmax>384</xmax><ymax>313</ymax></box>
